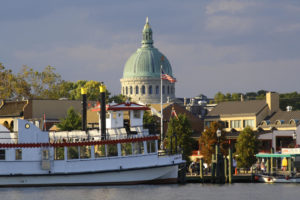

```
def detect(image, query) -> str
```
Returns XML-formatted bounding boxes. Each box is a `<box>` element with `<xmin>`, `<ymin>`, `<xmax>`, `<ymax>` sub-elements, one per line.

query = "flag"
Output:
<box><xmin>161</xmin><ymin>69</ymin><xmax>176</xmax><ymax>83</ymax></box>
<box><xmin>170</xmin><ymin>106</ymin><xmax>178</xmax><ymax>120</ymax></box>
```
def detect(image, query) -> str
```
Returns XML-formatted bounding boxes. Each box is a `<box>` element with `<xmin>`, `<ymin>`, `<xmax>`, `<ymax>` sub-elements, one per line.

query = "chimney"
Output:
<box><xmin>240</xmin><ymin>94</ymin><xmax>244</xmax><ymax>102</ymax></box>
<box><xmin>184</xmin><ymin>97</ymin><xmax>187</xmax><ymax>106</ymax></box>
<box><xmin>266</xmin><ymin>92</ymin><xmax>279</xmax><ymax>115</ymax></box>
<box><xmin>99</xmin><ymin>83</ymin><xmax>106</xmax><ymax>140</ymax></box>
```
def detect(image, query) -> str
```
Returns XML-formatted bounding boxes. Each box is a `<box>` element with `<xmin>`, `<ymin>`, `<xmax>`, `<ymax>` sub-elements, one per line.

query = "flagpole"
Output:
<box><xmin>160</xmin><ymin>65</ymin><xmax>164</xmax><ymax>150</ymax></box>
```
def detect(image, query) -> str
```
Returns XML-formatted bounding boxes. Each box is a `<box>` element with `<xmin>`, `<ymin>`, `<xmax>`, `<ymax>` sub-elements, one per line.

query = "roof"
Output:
<box><xmin>122</xmin><ymin>19</ymin><xmax>173</xmax><ymax>79</ymax></box>
<box><xmin>0</xmin><ymin>101</ymin><xmax>27</xmax><ymax>117</ymax></box>
<box><xmin>91</xmin><ymin>102</ymin><xmax>150</xmax><ymax>112</ymax></box>
<box><xmin>267</xmin><ymin>110</ymin><xmax>300</xmax><ymax>124</ymax></box>
<box><xmin>150</xmin><ymin>103</ymin><xmax>204</xmax><ymax>138</ymax></box>
<box><xmin>207</xmin><ymin>100</ymin><xmax>267</xmax><ymax>117</ymax></box>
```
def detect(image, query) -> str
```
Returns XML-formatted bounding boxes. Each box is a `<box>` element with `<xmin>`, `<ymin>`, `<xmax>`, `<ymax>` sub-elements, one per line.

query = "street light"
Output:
<box><xmin>216</xmin><ymin>129</ymin><xmax>221</xmax><ymax>143</ymax></box>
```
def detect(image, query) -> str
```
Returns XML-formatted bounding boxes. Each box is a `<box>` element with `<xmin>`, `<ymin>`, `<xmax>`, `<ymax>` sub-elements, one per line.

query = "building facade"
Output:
<box><xmin>120</xmin><ymin>18</ymin><xmax>176</xmax><ymax>104</ymax></box>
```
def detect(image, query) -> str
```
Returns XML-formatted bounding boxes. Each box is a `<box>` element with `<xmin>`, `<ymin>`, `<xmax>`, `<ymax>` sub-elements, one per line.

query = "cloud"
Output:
<box><xmin>206</xmin><ymin>0</ymin><xmax>256</xmax><ymax>15</ymax></box>
<box><xmin>205</xmin><ymin>15</ymin><xmax>254</xmax><ymax>34</ymax></box>
<box><xmin>274</xmin><ymin>23</ymin><xmax>300</xmax><ymax>33</ymax></box>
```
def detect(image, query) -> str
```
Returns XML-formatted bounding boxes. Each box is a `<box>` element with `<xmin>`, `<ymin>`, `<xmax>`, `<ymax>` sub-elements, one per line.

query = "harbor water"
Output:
<box><xmin>0</xmin><ymin>183</ymin><xmax>299</xmax><ymax>200</ymax></box>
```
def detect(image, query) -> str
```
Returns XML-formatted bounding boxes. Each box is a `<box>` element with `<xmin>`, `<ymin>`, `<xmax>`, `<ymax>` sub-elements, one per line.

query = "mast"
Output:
<box><xmin>160</xmin><ymin>62</ymin><xmax>164</xmax><ymax>150</ymax></box>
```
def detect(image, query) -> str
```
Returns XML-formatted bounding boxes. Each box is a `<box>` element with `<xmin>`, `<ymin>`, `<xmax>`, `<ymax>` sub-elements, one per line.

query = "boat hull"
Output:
<box><xmin>0</xmin><ymin>165</ymin><xmax>179</xmax><ymax>187</ymax></box>
<box><xmin>256</xmin><ymin>175</ymin><xmax>300</xmax><ymax>183</ymax></box>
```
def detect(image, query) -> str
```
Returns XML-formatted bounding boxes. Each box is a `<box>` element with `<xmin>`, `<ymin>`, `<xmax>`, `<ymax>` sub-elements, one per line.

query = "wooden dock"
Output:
<box><xmin>186</xmin><ymin>174</ymin><xmax>254</xmax><ymax>183</ymax></box>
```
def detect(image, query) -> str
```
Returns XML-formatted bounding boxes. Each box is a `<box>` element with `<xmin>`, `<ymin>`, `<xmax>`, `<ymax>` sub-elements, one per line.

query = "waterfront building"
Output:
<box><xmin>0</xmin><ymin>99</ymin><xmax>83</xmax><ymax>130</ymax></box>
<box><xmin>120</xmin><ymin>18</ymin><xmax>176</xmax><ymax>104</ymax></box>
<box><xmin>205</xmin><ymin>92</ymin><xmax>300</xmax><ymax>152</ymax></box>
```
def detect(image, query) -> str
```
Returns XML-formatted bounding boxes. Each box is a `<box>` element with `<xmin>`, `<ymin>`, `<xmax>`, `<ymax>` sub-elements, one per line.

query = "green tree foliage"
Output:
<box><xmin>0</xmin><ymin>63</ymin><xmax>31</xmax><ymax>99</ymax></box>
<box><xmin>165</xmin><ymin>114</ymin><xmax>194</xmax><ymax>163</ymax></box>
<box><xmin>214</xmin><ymin>92</ymin><xmax>225</xmax><ymax>103</ymax></box>
<box><xmin>18</xmin><ymin>65</ymin><xmax>62</xmax><ymax>99</ymax></box>
<box><xmin>279</xmin><ymin>92</ymin><xmax>300</xmax><ymax>111</ymax></box>
<box><xmin>109</xmin><ymin>94</ymin><xmax>128</xmax><ymax>104</ymax></box>
<box><xmin>234</xmin><ymin>127</ymin><xmax>260</xmax><ymax>168</ymax></box>
<box><xmin>143</xmin><ymin>111</ymin><xmax>159</xmax><ymax>135</ymax></box>
<box><xmin>198</xmin><ymin>122</ymin><xmax>228</xmax><ymax>164</ymax></box>
<box><xmin>57</xmin><ymin>107</ymin><xmax>82</xmax><ymax>131</ymax></box>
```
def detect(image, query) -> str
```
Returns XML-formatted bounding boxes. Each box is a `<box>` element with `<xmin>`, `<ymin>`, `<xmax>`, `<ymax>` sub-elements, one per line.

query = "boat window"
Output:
<box><xmin>107</xmin><ymin>144</ymin><xmax>118</xmax><ymax>157</ymax></box>
<box><xmin>68</xmin><ymin>146</ymin><xmax>79</xmax><ymax>159</ymax></box>
<box><xmin>0</xmin><ymin>149</ymin><xmax>5</xmax><ymax>160</ymax></box>
<box><xmin>133</xmin><ymin>110</ymin><xmax>141</xmax><ymax>118</ymax></box>
<box><xmin>95</xmin><ymin>145</ymin><xmax>106</xmax><ymax>157</ymax></box>
<box><xmin>112</xmin><ymin>112</ymin><xmax>117</xmax><ymax>119</ymax></box>
<box><xmin>42</xmin><ymin>150</ymin><xmax>49</xmax><ymax>160</ymax></box>
<box><xmin>121</xmin><ymin>143</ymin><xmax>132</xmax><ymax>156</ymax></box>
<box><xmin>15</xmin><ymin>149</ymin><xmax>22</xmax><ymax>160</ymax></box>
<box><xmin>147</xmin><ymin>140</ymin><xmax>156</xmax><ymax>153</ymax></box>
<box><xmin>54</xmin><ymin>147</ymin><xmax>64</xmax><ymax>160</ymax></box>
<box><xmin>80</xmin><ymin>146</ymin><xmax>91</xmax><ymax>159</ymax></box>
<box><xmin>133</xmin><ymin>142</ymin><xmax>144</xmax><ymax>155</ymax></box>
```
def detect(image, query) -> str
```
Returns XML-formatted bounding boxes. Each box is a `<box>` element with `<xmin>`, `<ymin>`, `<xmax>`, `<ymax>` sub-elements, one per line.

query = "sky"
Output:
<box><xmin>1</xmin><ymin>0</ymin><xmax>300</xmax><ymax>98</ymax></box>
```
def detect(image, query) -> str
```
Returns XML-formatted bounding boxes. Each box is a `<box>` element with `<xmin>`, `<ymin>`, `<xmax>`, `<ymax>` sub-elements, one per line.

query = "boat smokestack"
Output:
<box><xmin>99</xmin><ymin>83</ymin><xmax>106</xmax><ymax>140</ymax></box>
<box><xmin>81</xmin><ymin>87</ymin><xmax>87</xmax><ymax>132</ymax></box>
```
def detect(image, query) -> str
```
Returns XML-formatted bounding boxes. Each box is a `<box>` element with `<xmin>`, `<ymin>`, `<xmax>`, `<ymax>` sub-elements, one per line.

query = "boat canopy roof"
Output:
<box><xmin>256</xmin><ymin>153</ymin><xmax>300</xmax><ymax>158</ymax></box>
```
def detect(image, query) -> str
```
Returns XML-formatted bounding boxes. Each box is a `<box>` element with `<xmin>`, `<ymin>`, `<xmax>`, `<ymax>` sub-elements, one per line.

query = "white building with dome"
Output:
<box><xmin>120</xmin><ymin>18</ymin><xmax>176</xmax><ymax>104</ymax></box>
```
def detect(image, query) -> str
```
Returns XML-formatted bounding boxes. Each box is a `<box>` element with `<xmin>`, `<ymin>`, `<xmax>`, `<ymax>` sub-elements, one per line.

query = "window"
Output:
<box><xmin>126</xmin><ymin>87</ymin><xmax>128</xmax><ymax>95</ymax></box>
<box><xmin>133</xmin><ymin>110</ymin><xmax>141</xmax><ymax>118</ymax></box>
<box><xmin>80</xmin><ymin>146</ymin><xmax>91</xmax><ymax>159</ymax></box>
<box><xmin>106</xmin><ymin>113</ymin><xmax>110</xmax><ymax>119</ymax></box>
<box><xmin>141</xmin><ymin>85</ymin><xmax>145</xmax><ymax>94</ymax></box>
<box><xmin>122</xmin><ymin>87</ymin><xmax>125</xmax><ymax>95</ymax></box>
<box><xmin>15</xmin><ymin>149</ymin><xmax>22</xmax><ymax>160</ymax></box>
<box><xmin>167</xmin><ymin>86</ymin><xmax>170</xmax><ymax>94</ymax></box>
<box><xmin>121</xmin><ymin>143</ymin><xmax>132</xmax><ymax>156</ymax></box>
<box><xmin>243</xmin><ymin>120</ymin><xmax>255</xmax><ymax>128</ymax></box>
<box><xmin>42</xmin><ymin>150</ymin><xmax>49</xmax><ymax>160</ymax></box>
<box><xmin>231</xmin><ymin>120</ymin><xmax>241</xmax><ymax>128</ymax></box>
<box><xmin>149</xmin><ymin>85</ymin><xmax>152</xmax><ymax>94</ymax></box>
<box><xmin>68</xmin><ymin>146</ymin><xmax>79</xmax><ymax>159</ymax></box>
<box><xmin>147</xmin><ymin>141</ymin><xmax>156</xmax><ymax>153</ymax></box>
<box><xmin>54</xmin><ymin>147</ymin><xmax>64</xmax><ymax>160</ymax></box>
<box><xmin>136</xmin><ymin>86</ymin><xmax>139</xmax><ymax>94</ymax></box>
<box><xmin>95</xmin><ymin>145</ymin><xmax>106</xmax><ymax>157</ymax></box>
<box><xmin>112</xmin><ymin>112</ymin><xmax>117</xmax><ymax>119</ymax></box>
<box><xmin>156</xmin><ymin>86</ymin><xmax>159</xmax><ymax>94</ymax></box>
<box><xmin>133</xmin><ymin>142</ymin><xmax>144</xmax><ymax>155</ymax></box>
<box><xmin>0</xmin><ymin>150</ymin><xmax>5</xmax><ymax>160</ymax></box>
<box><xmin>107</xmin><ymin>144</ymin><xmax>118</xmax><ymax>157</ymax></box>
<box><xmin>171</xmin><ymin>86</ymin><xmax>174</xmax><ymax>94</ymax></box>
<box><xmin>130</xmin><ymin>86</ymin><xmax>133</xmax><ymax>95</ymax></box>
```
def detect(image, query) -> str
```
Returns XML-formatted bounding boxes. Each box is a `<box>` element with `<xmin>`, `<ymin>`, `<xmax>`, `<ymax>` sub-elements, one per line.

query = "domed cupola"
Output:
<box><xmin>142</xmin><ymin>17</ymin><xmax>153</xmax><ymax>47</ymax></box>
<box><xmin>120</xmin><ymin>17</ymin><xmax>176</xmax><ymax>104</ymax></box>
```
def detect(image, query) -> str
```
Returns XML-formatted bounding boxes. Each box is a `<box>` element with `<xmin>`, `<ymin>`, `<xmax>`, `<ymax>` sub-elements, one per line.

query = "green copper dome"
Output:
<box><xmin>123</xmin><ymin>18</ymin><xmax>173</xmax><ymax>79</ymax></box>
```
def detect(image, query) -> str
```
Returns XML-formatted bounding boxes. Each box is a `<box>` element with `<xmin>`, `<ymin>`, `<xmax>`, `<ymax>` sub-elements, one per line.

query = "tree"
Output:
<box><xmin>109</xmin><ymin>94</ymin><xmax>128</xmax><ymax>104</ymax></box>
<box><xmin>0</xmin><ymin>63</ymin><xmax>31</xmax><ymax>100</ymax></box>
<box><xmin>198</xmin><ymin>122</ymin><xmax>228</xmax><ymax>164</ymax></box>
<box><xmin>18</xmin><ymin>65</ymin><xmax>62</xmax><ymax>99</ymax></box>
<box><xmin>143</xmin><ymin>111</ymin><xmax>159</xmax><ymax>135</ymax></box>
<box><xmin>214</xmin><ymin>92</ymin><xmax>225</xmax><ymax>103</ymax></box>
<box><xmin>234</xmin><ymin>127</ymin><xmax>260</xmax><ymax>168</ymax></box>
<box><xmin>165</xmin><ymin>114</ymin><xmax>194</xmax><ymax>163</ymax></box>
<box><xmin>57</xmin><ymin>107</ymin><xmax>82</xmax><ymax>131</ymax></box>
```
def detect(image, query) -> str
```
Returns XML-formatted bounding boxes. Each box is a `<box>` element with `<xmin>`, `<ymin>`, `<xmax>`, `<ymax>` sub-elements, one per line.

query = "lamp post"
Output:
<box><xmin>215</xmin><ymin>128</ymin><xmax>224</xmax><ymax>183</ymax></box>
<box><xmin>293</xmin><ymin>131</ymin><xmax>297</xmax><ymax>148</ymax></box>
